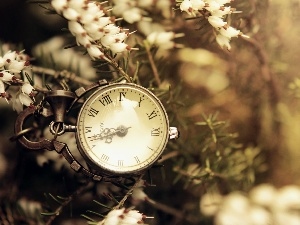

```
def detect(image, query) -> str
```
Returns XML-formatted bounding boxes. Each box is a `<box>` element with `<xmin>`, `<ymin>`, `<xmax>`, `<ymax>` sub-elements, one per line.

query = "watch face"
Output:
<box><xmin>76</xmin><ymin>83</ymin><xmax>169</xmax><ymax>175</ymax></box>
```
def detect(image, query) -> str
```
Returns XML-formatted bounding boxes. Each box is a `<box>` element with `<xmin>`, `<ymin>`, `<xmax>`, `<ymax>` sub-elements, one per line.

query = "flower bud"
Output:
<box><xmin>0</xmin><ymin>71</ymin><xmax>16</xmax><ymax>82</ymax></box>
<box><xmin>51</xmin><ymin>0</ymin><xmax>67</xmax><ymax>13</ymax></box>
<box><xmin>21</xmin><ymin>83</ymin><xmax>35</xmax><ymax>96</ymax></box>
<box><xmin>18</xmin><ymin>92</ymin><xmax>33</xmax><ymax>107</ymax></box>
<box><xmin>68</xmin><ymin>21</ymin><xmax>86</xmax><ymax>36</ymax></box>
<box><xmin>8</xmin><ymin>61</ymin><xmax>26</xmax><ymax>73</ymax></box>
<box><xmin>208</xmin><ymin>16</ymin><xmax>227</xmax><ymax>28</ymax></box>
<box><xmin>63</xmin><ymin>7</ymin><xmax>79</xmax><ymax>21</ymax></box>
<box><xmin>216</xmin><ymin>34</ymin><xmax>231</xmax><ymax>50</ymax></box>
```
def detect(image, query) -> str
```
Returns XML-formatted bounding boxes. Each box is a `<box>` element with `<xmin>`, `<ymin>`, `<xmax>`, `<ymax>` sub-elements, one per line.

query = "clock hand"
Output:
<box><xmin>88</xmin><ymin>126</ymin><xmax>131</xmax><ymax>143</ymax></box>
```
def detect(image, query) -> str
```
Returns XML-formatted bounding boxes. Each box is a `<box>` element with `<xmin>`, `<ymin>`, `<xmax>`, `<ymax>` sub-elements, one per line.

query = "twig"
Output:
<box><xmin>44</xmin><ymin>181</ymin><xmax>93</xmax><ymax>225</ymax></box>
<box><xmin>143</xmin><ymin>41</ymin><xmax>161</xmax><ymax>86</ymax></box>
<box><xmin>157</xmin><ymin>151</ymin><xmax>180</xmax><ymax>163</ymax></box>
<box><xmin>113</xmin><ymin>174</ymin><xmax>144</xmax><ymax>210</ymax></box>
<box><xmin>31</xmin><ymin>66</ymin><xmax>93</xmax><ymax>86</ymax></box>
<box><xmin>146</xmin><ymin>198</ymin><xmax>184</xmax><ymax>219</ymax></box>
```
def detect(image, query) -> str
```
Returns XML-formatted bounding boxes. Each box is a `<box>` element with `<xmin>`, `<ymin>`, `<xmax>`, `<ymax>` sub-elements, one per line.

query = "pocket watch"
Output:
<box><xmin>12</xmin><ymin>80</ymin><xmax>179</xmax><ymax>181</ymax></box>
<box><xmin>76</xmin><ymin>82</ymin><xmax>178</xmax><ymax>176</ymax></box>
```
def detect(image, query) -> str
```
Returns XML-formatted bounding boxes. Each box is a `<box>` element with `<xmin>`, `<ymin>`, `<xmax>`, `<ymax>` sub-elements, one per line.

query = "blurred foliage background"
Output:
<box><xmin>0</xmin><ymin>0</ymin><xmax>300</xmax><ymax>224</ymax></box>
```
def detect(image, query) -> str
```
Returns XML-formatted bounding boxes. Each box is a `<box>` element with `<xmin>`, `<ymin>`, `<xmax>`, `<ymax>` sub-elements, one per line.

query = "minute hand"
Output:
<box><xmin>89</xmin><ymin>126</ymin><xmax>131</xmax><ymax>143</ymax></box>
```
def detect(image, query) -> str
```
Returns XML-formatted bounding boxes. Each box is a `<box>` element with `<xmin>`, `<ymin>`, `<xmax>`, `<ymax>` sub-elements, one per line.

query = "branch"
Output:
<box><xmin>143</xmin><ymin>41</ymin><xmax>162</xmax><ymax>86</ymax></box>
<box><xmin>44</xmin><ymin>181</ymin><xmax>93</xmax><ymax>225</ymax></box>
<box><xmin>31</xmin><ymin>66</ymin><xmax>93</xmax><ymax>86</ymax></box>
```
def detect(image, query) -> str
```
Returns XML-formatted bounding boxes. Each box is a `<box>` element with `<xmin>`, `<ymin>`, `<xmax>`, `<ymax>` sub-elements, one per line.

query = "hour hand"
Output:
<box><xmin>88</xmin><ymin>125</ymin><xmax>131</xmax><ymax>143</ymax></box>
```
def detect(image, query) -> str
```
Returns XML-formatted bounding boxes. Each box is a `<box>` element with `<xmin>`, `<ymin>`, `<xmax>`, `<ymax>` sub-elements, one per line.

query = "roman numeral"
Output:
<box><xmin>99</xmin><ymin>95</ymin><xmax>112</xmax><ymax>106</ymax></box>
<box><xmin>85</xmin><ymin>126</ymin><xmax>92</xmax><ymax>133</ymax></box>
<box><xmin>88</xmin><ymin>107</ymin><xmax>99</xmax><ymax>117</ymax></box>
<box><xmin>134</xmin><ymin>156</ymin><xmax>140</xmax><ymax>163</ymax></box>
<box><xmin>101</xmin><ymin>154</ymin><xmax>109</xmax><ymax>161</ymax></box>
<box><xmin>138</xmin><ymin>96</ymin><xmax>145</xmax><ymax>107</ymax></box>
<box><xmin>151</xmin><ymin>128</ymin><xmax>160</xmax><ymax>136</ymax></box>
<box><xmin>119</xmin><ymin>92</ymin><xmax>126</xmax><ymax>101</ymax></box>
<box><xmin>147</xmin><ymin>110</ymin><xmax>157</xmax><ymax>120</ymax></box>
<box><xmin>118</xmin><ymin>160</ymin><xmax>124</xmax><ymax>167</ymax></box>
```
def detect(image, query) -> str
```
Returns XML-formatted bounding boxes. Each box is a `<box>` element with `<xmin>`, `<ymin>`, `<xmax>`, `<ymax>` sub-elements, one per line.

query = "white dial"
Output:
<box><xmin>76</xmin><ymin>83</ymin><xmax>169</xmax><ymax>175</ymax></box>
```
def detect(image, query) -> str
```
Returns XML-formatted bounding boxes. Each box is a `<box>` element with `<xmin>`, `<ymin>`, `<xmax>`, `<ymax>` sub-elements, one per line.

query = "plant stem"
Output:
<box><xmin>31</xmin><ymin>66</ymin><xmax>93</xmax><ymax>86</ymax></box>
<box><xmin>44</xmin><ymin>182</ymin><xmax>93</xmax><ymax>225</ymax></box>
<box><xmin>143</xmin><ymin>41</ymin><xmax>161</xmax><ymax>86</ymax></box>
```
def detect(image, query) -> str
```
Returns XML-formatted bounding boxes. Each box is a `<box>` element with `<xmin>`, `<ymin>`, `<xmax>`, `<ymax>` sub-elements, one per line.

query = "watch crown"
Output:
<box><xmin>169</xmin><ymin>127</ymin><xmax>179</xmax><ymax>139</ymax></box>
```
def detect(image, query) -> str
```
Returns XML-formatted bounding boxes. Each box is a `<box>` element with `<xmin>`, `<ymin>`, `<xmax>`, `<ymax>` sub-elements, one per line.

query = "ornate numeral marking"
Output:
<box><xmin>99</xmin><ymin>95</ymin><xmax>112</xmax><ymax>106</ymax></box>
<box><xmin>119</xmin><ymin>92</ymin><xmax>126</xmax><ymax>101</ymax></box>
<box><xmin>151</xmin><ymin>128</ymin><xmax>160</xmax><ymax>136</ymax></box>
<box><xmin>118</xmin><ymin>160</ymin><xmax>124</xmax><ymax>167</ymax></box>
<box><xmin>147</xmin><ymin>110</ymin><xmax>158</xmax><ymax>120</ymax></box>
<box><xmin>134</xmin><ymin>156</ymin><xmax>140</xmax><ymax>163</ymax></box>
<box><xmin>101</xmin><ymin>154</ymin><xmax>109</xmax><ymax>161</ymax></box>
<box><xmin>85</xmin><ymin>126</ymin><xmax>92</xmax><ymax>133</ymax></box>
<box><xmin>88</xmin><ymin>107</ymin><xmax>99</xmax><ymax>117</ymax></box>
<box><xmin>138</xmin><ymin>96</ymin><xmax>145</xmax><ymax>107</ymax></box>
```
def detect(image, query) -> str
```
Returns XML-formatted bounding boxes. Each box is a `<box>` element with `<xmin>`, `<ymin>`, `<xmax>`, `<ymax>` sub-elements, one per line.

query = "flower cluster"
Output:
<box><xmin>50</xmin><ymin>0</ymin><xmax>137</xmax><ymax>61</ymax></box>
<box><xmin>0</xmin><ymin>50</ymin><xmax>34</xmax><ymax>108</ymax></box>
<box><xmin>97</xmin><ymin>208</ymin><xmax>147</xmax><ymax>225</ymax></box>
<box><xmin>179</xmin><ymin>0</ymin><xmax>249</xmax><ymax>50</ymax></box>
<box><xmin>112</xmin><ymin>0</ymin><xmax>173</xmax><ymax>23</ymax></box>
<box><xmin>147</xmin><ymin>31</ymin><xmax>185</xmax><ymax>50</ymax></box>
<box><xmin>200</xmin><ymin>184</ymin><xmax>300</xmax><ymax>225</ymax></box>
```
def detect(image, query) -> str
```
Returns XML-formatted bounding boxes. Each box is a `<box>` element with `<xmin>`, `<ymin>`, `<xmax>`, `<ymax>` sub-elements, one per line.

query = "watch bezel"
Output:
<box><xmin>75</xmin><ymin>82</ymin><xmax>170</xmax><ymax>176</ymax></box>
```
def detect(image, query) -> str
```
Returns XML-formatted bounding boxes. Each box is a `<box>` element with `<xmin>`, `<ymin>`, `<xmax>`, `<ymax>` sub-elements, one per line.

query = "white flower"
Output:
<box><xmin>210</xmin><ymin>6</ymin><xmax>232</xmax><ymax>17</ymax></box>
<box><xmin>219</xmin><ymin>26</ymin><xmax>240</xmax><ymax>38</ymax></box>
<box><xmin>109</xmin><ymin>42</ymin><xmax>130</xmax><ymax>54</ymax></box>
<box><xmin>147</xmin><ymin>31</ymin><xmax>184</xmax><ymax>49</ymax></box>
<box><xmin>3</xmin><ymin>50</ymin><xmax>17</xmax><ymax>64</ymax></box>
<box><xmin>0</xmin><ymin>80</ymin><xmax>5</xmax><ymax>96</ymax></box>
<box><xmin>98</xmin><ymin>208</ymin><xmax>146</xmax><ymax>225</ymax></box>
<box><xmin>62</xmin><ymin>7</ymin><xmax>79</xmax><ymax>21</ymax></box>
<box><xmin>216</xmin><ymin>34</ymin><xmax>231</xmax><ymax>50</ymax></box>
<box><xmin>191</xmin><ymin>0</ymin><xmax>205</xmax><ymax>10</ymax></box>
<box><xmin>131</xmin><ymin>187</ymin><xmax>148</xmax><ymax>205</ymax></box>
<box><xmin>122</xmin><ymin>7</ymin><xmax>143</xmax><ymax>24</ymax></box>
<box><xmin>208</xmin><ymin>16</ymin><xmax>227</xmax><ymax>28</ymax></box>
<box><xmin>51</xmin><ymin>0</ymin><xmax>67</xmax><ymax>13</ymax></box>
<box><xmin>180</xmin><ymin>0</ymin><xmax>194</xmax><ymax>15</ymax></box>
<box><xmin>86</xmin><ymin>45</ymin><xmax>108</xmax><ymax>61</ymax></box>
<box><xmin>100</xmin><ymin>35</ymin><xmax>118</xmax><ymax>47</ymax></box>
<box><xmin>17</xmin><ymin>198</ymin><xmax>42</xmax><ymax>217</ymax></box>
<box><xmin>21</xmin><ymin>83</ymin><xmax>35</xmax><ymax>96</ymax></box>
<box><xmin>249</xmin><ymin>183</ymin><xmax>277</xmax><ymax>208</ymax></box>
<box><xmin>98</xmin><ymin>17</ymin><xmax>115</xmax><ymax>28</ymax></box>
<box><xmin>18</xmin><ymin>92</ymin><xmax>33</xmax><ymax>107</ymax></box>
<box><xmin>75</xmin><ymin>33</ymin><xmax>92</xmax><ymax>47</ymax></box>
<box><xmin>104</xmin><ymin>24</ymin><xmax>121</xmax><ymax>35</ymax></box>
<box><xmin>205</xmin><ymin>0</ymin><xmax>222</xmax><ymax>12</ymax></box>
<box><xmin>200</xmin><ymin>192</ymin><xmax>223</xmax><ymax>216</ymax></box>
<box><xmin>68</xmin><ymin>21</ymin><xmax>86</xmax><ymax>36</ymax></box>
<box><xmin>68</xmin><ymin>0</ymin><xmax>88</xmax><ymax>11</ymax></box>
<box><xmin>7</xmin><ymin>60</ymin><xmax>26</xmax><ymax>73</ymax></box>
<box><xmin>249</xmin><ymin>206</ymin><xmax>271</xmax><ymax>225</ymax></box>
<box><xmin>0</xmin><ymin>71</ymin><xmax>16</xmax><ymax>82</ymax></box>
<box><xmin>215</xmin><ymin>193</ymin><xmax>251</xmax><ymax>225</ymax></box>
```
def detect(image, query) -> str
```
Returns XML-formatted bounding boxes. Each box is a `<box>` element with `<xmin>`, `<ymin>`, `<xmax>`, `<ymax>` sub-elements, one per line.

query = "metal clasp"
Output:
<box><xmin>169</xmin><ymin>127</ymin><xmax>179</xmax><ymax>139</ymax></box>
